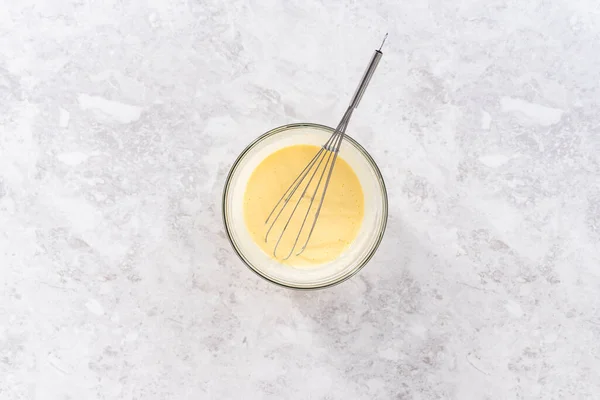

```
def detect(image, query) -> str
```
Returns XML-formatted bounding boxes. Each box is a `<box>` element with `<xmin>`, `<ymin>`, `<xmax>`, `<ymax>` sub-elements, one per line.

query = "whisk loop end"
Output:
<box><xmin>264</xmin><ymin>36</ymin><xmax>386</xmax><ymax>260</ymax></box>
<box><xmin>379</xmin><ymin>33</ymin><xmax>388</xmax><ymax>51</ymax></box>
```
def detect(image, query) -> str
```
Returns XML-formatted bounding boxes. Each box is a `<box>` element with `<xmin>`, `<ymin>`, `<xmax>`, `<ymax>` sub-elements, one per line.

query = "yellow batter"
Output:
<box><xmin>244</xmin><ymin>144</ymin><xmax>364</xmax><ymax>266</ymax></box>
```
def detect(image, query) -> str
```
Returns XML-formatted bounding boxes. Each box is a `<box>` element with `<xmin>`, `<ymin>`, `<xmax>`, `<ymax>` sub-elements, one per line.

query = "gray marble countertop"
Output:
<box><xmin>1</xmin><ymin>1</ymin><xmax>599</xmax><ymax>399</ymax></box>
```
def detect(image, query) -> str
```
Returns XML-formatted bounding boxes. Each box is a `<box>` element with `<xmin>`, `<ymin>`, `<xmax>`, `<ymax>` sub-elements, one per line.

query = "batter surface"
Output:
<box><xmin>244</xmin><ymin>144</ymin><xmax>364</xmax><ymax>266</ymax></box>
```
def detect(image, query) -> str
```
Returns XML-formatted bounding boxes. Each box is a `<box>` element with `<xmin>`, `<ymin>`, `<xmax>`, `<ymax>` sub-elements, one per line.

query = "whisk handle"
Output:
<box><xmin>348</xmin><ymin>48</ymin><xmax>383</xmax><ymax>110</ymax></box>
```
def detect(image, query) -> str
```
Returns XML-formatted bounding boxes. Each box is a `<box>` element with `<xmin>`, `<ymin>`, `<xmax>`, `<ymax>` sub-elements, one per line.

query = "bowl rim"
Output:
<box><xmin>221</xmin><ymin>122</ymin><xmax>388</xmax><ymax>290</ymax></box>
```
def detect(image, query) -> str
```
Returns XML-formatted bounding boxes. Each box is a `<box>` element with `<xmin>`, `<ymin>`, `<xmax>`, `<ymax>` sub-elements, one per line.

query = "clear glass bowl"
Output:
<box><xmin>222</xmin><ymin>123</ymin><xmax>388</xmax><ymax>289</ymax></box>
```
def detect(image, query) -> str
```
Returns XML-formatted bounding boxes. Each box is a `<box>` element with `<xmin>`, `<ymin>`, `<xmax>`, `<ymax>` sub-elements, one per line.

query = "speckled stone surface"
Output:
<box><xmin>1</xmin><ymin>1</ymin><xmax>599</xmax><ymax>399</ymax></box>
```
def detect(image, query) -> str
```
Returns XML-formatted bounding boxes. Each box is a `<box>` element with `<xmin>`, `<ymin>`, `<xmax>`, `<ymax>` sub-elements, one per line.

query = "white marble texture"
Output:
<box><xmin>1</xmin><ymin>0</ymin><xmax>599</xmax><ymax>399</ymax></box>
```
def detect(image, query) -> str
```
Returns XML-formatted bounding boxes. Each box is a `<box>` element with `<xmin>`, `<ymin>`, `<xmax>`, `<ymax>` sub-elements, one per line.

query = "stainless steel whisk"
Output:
<box><xmin>265</xmin><ymin>34</ymin><xmax>388</xmax><ymax>260</ymax></box>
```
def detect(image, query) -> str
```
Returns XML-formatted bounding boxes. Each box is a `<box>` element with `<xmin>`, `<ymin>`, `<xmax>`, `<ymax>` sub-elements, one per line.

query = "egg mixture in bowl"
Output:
<box><xmin>222</xmin><ymin>123</ymin><xmax>387</xmax><ymax>289</ymax></box>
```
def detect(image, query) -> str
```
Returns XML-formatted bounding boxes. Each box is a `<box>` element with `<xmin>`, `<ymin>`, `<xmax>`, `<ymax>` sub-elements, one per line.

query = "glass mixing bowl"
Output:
<box><xmin>222</xmin><ymin>123</ymin><xmax>388</xmax><ymax>289</ymax></box>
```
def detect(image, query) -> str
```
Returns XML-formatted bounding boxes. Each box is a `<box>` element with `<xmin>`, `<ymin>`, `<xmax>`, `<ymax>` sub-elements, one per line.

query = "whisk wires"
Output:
<box><xmin>265</xmin><ymin>107</ymin><xmax>354</xmax><ymax>260</ymax></box>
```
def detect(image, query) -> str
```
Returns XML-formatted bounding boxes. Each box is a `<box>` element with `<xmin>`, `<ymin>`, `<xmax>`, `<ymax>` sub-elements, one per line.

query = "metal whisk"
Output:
<box><xmin>265</xmin><ymin>34</ymin><xmax>388</xmax><ymax>260</ymax></box>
